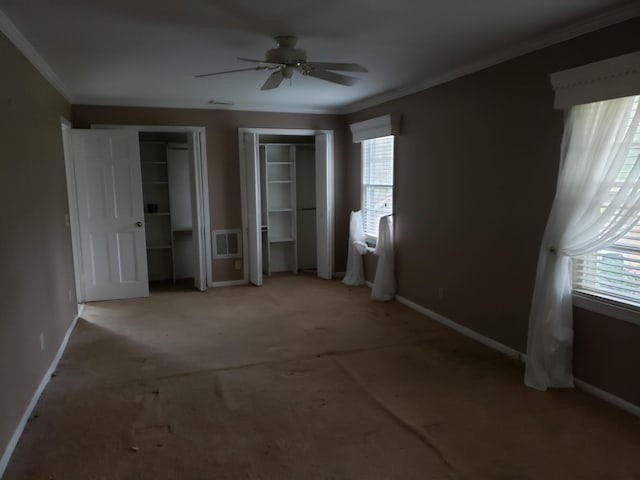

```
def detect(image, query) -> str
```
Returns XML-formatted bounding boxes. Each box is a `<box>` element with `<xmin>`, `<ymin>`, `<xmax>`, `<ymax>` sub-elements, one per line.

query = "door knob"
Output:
<box><xmin>136</xmin><ymin>221</ymin><xmax>143</xmax><ymax>227</ymax></box>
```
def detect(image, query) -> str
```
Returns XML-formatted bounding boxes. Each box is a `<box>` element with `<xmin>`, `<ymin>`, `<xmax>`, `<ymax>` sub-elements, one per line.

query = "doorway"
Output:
<box><xmin>239</xmin><ymin>128</ymin><xmax>334</xmax><ymax>286</ymax></box>
<box><xmin>64</xmin><ymin>125</ymin><xmax>211</xmax><ymax>302</ymax></box>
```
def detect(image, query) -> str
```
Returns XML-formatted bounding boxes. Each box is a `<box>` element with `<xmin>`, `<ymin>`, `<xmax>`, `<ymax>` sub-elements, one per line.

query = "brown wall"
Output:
<box><xmin>346</xmin><ymin>18</ymin><xmax>640</xmax><ymax>403</ymax></box>
<box><xmin>574</xmin><ymin>308</ymin><xmax>640</xmax><ymax>406</ymax></box>
<box><xmin>72</xmin><ymin>106</ymin><xmax>349</xmax><ymax>281</ymax></box>
<box><xmin>0</xmin><ymin>33</ymin><xmax>75</xmax><ymax>458</ymax></box>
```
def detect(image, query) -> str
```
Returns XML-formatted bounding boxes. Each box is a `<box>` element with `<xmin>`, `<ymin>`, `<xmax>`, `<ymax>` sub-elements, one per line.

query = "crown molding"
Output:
<box><xmin>340</xmin><ymin>2</ymin><xmax>640</xmax><ymax>114</ymax></box>
<box><xmin>72</xmin><ymin>95</ymin><xmax>340</xmax><ymax>115</ymax></box>
<box><xmin>0</xmin><ymin>8</ymin><xmax>73</xmax><ymax>102</ymax></box>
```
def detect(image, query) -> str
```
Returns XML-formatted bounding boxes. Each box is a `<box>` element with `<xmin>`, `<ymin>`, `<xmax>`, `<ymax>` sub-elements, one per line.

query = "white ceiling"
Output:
<box><xmin>1</xmin><ymin>0</ymin><xmax>638</xmax><ymax>113</ymax></box>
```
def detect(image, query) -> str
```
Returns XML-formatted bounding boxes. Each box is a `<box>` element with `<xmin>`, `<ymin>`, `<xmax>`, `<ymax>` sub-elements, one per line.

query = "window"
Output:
<box><xmin>573</xmin><ymin>96</ymin><xmax>640</xmax><ymax>307</ymax></box>
<box><xmin>361</xmin><ymin>135</ymin><xmax>394</xmax><ymax>241</ymax></box>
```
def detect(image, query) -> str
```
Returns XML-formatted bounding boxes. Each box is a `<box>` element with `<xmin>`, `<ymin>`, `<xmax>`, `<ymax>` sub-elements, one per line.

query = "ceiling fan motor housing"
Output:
<box><xmin>267</xmin><ymin>35</ymin><xmax>307</xmax><ymax>67</ymax></box>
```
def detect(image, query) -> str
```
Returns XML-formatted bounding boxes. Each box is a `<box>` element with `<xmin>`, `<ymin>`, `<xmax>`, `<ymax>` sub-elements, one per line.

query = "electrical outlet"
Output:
<box><xmin>234</xmin><ymin>260</ymin><xmax>242</xmax><ymax>270</ymax></box>
<box><xmin>64</xmin><ymin>213</ymin><xmax>70</xmax><ymax>227</ymax></box>
<box><xmin>39</xmin><ymin>333</ymin><xmax>44</xmax><ymax>352</ymax></box>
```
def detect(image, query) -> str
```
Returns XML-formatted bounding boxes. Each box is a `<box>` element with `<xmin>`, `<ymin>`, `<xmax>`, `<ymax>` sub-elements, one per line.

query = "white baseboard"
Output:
<box><xmin>0</xmin><ymin>306</ymin><xmax>82</xmax><ymax>478</ymax></box>
<box><xmin>208</xmin><ymin>279</ymin><xmax>246</xmax><ymax>288</ymax></box>
<box><xmin>391</xmin><ymin>293</ymin><xmax>640</xmax><ymax>415</ymax></box>
<box><xmin>574</xmin><ymin>379</ymin><xmax>640</xmax><ymax>417</ymax></box>
<box><xmin>394</xmin><ymin>295</ymin><xmax>525</xmax><ymax>361</ymax></box>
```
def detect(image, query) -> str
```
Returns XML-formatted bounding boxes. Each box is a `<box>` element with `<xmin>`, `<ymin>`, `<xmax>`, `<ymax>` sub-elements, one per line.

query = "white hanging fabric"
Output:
<box><xmin>371</xmin><ymin>215</ymin><xmax>395</xmax><ymax>301</ymax></box>
<box><xmin>343</xmin><ymin>210</ymin><xmax>368</xmax><ymax>286</ymax></box>
<box><xmin>525</xmin><ymin>95</ymin><xmax>640</xmax><ymax>391</ymax></box>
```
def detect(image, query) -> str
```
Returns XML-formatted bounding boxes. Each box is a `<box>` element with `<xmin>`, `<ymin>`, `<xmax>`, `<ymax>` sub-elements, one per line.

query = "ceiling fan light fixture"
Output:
<box><xmin>282</xmin><ymin>66</ymin><xmax>295</xmax><ymax>79</ymax></box>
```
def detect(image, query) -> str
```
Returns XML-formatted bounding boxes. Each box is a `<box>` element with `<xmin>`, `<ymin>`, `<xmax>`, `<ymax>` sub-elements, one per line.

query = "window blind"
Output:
<box><xmin>362</xmin><ymin>136</ymin><xmax>394</xmax><ymax>238</ymax></box>
<box><xmin>574</xmin><ymin>96</ymin><xmax>640</xmax><ymax>306</ymax></box>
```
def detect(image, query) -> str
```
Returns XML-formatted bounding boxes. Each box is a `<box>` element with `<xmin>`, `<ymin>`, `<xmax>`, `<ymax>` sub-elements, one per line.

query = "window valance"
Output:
<box><xmin>550</xmin><ymin>51</ymin><xmax>640</xmax><ymax>109</ymax></box>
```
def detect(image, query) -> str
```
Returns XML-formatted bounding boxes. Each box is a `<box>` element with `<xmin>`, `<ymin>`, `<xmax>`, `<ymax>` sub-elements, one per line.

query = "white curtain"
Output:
<box><xmin>343</xmin><ymin>210</ymin><xmax>368</xmax><ymax>286</ymax></box>
<box><xmin>525</xmin><ymin>95</ymin><xmax>640</xmax><ymax>390</ymax></box>
<box><xmin>371</xmin><ymin>215</ymin><xmax>395</xmax><ymax>301</ymax></box>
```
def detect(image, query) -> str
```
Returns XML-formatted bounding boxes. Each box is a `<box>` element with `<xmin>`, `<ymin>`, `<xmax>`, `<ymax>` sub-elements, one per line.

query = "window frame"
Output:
<box><xmin>361</xmin><ymin>135</ymin><xmax>394</xmax><ymax>244</ymax></box>
<box><xmin>571</xmin><ymin>94</ymin><xmax>640</xmax><ymax>324</ymax></box>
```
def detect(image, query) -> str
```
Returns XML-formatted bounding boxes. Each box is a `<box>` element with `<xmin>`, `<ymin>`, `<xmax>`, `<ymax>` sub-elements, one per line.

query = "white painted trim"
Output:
<box><xmin>238</xmin><ymin>132</ymin><xmax>250</xmax><ymax>285</ymax></box>
<box><xmin>394</xmin><ymin>295</ymin><xmax>526</xmax><ymax>361</ymax></box>
<box><xmin>349</xmin><ymin>114</ymin><xmax>400</xmax><ymax>143</ymax></box>
<box><xmin>198</xmin><ymin>132</ymin><xmax>213</xmax><ymax>287</ymax></box>
<box><xmin>340</xmin><ymin>3</ymin><xmax>640</xmax><ymax>114</ymax></box>
<box><xmin>574</xmin><ymin>379</ymin><xmax>640</xmax><ymax>417</ymax></box>
<box><xmin>208</xmin><ymin>279</ymin><xmax>246</xmax><ymax>288</ymax></box>
<box><xmin>0</xmin><ymin>306</ymin><xmax>82</xmax><ymax>478</ymax></box>
<box><xmin>0</xmin><ymin>8</ymin><xmax>72</xmax><ymax>102</ymax></box>
<box><xmin>74</xmin><ymin>96</ymin><xmax>335</xmax><ymax>114</ymax></box>
<box><xmin>550</xmin><ymin>51</ymin><xmax>640</xmax><ymax>108</ymax></box>
<box><xmin>61</xmin><ymin>118</ymin><xmax>85</xmax><ymax>303</ymax></box>
<box><xmin>573</xmin><ymin>291</ymin><xmax>640</xmax><ymax>327</ymax></box>
<box><xmin>92</xmin><ymin>124</ymin><xmax>205</xmax><ymax>133</ymax></box>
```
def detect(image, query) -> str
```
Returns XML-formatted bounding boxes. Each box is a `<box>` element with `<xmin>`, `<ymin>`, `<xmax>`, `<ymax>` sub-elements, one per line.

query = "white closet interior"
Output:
<box><xmin>139</xmin><ymin>132</ymin><xmax>196</xmax><ymax>285</ymax></box>
<box><xmin>259</xmin><ymin>135</ymin><xmax>317</xmax><ymax>275</ymax></box>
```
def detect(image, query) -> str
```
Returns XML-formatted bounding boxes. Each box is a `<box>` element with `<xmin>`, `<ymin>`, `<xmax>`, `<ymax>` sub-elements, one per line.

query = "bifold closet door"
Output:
<box><xmin>315</xmin><ymin>133</ymin><xmax>332</xmax><ymax>280</ymax></box>
<box><xmin>244</xmin><ymin>132</ymin><xmax>263</xmax><ymax>286</ymax></box>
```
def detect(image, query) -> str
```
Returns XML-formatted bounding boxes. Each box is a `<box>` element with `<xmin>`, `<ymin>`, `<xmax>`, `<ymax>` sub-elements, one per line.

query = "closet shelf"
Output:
<box><xmin>147</xmin><ymin>244</ymin><xmax>172</xmax><ymax>250</ymax></box>
<box><xmin>143</xmin><ymin>181</ymin><xmax>169</xmax><ymax>185</ymax></box>
<box><xmin>270</xmin><ymin>237</ymin><xmax>295</xmax><ymax>243</ymax></box>
<box><xmin>261</xmin><ymin>143</ymin><xmax>298</xmax><ymax>276</ymax></box>
<box><xmin>145</xmin><ymin>212</ymin><xmax>170</xmax><ymax>216</ymax></box>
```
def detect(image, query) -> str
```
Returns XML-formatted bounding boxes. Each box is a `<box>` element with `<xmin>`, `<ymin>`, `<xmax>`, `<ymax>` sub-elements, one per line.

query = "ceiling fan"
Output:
<box><xmin>196</xmin><ymin>36</ymin><xmax>368</xmax><ymax>90</ymax></box>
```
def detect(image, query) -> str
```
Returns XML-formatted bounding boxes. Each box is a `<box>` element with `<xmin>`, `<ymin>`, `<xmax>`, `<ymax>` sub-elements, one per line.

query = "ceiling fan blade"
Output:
<box><xmin>306</xmin><ymin>62</ymin><xmax>368</xmax><ymax>73</ymax></box>
<box><xmin>195</xmin><ymin>66</ymin><xmax>270</xmax><ymax>78</ymax></box>
<box><xmin>261</xmin><ymin>71</ymin><xmax>284</xmax><ymax>90</ymax></box>
<box><xmin>238</xmin><ymin>57</ymin><xmax>282</xmax><ymax>65</ymax></box>
<box><xmin>305</xmin><ymin>69</ymin><xmax>359</xmax><ymax>86</ymax></box>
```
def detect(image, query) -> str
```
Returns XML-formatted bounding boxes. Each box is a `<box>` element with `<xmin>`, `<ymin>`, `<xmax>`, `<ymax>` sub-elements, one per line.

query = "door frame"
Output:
<box><xmin>65</xmin><ymin>124</ymin><xmax>212</xmax><ymax>294</ymax></box>
<box><xmin>60</xmin><ymin>117</ymin><xmax>85</xmax><ymax>302</ymax></box>
<box><xmin>238</xmin><ymin>128</ymin><xmax>335</xmax><ymax>284</ymax></box>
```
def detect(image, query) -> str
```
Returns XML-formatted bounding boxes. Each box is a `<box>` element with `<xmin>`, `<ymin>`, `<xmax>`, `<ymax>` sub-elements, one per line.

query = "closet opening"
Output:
<box><xmin>239</xmin><ymin>128</ymin><xmax>334</xmax><ymax>286</ymax></box>
<box><xmin>259</xmin><ymin>135</ymin><xmax>317</xmax><ymax>276</ymax></box>
<box><xmin>139</xmin><ymin>132</ymin><xmax>199</xmax><ymax>291</ymax></box>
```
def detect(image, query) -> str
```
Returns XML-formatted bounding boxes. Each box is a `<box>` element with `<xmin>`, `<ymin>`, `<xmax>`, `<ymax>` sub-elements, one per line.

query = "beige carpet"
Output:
<box><xmin>5</xmin><ymin>275</ymin><xmax>640</xmax><ymax>479</ymax></box>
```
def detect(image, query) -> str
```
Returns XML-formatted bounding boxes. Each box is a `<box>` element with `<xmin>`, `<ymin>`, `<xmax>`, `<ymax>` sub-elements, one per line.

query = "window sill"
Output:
<box><xmin>572</xmin><ymin>291</ymin><xmax>640</xmax><ymax>327</ymax></box>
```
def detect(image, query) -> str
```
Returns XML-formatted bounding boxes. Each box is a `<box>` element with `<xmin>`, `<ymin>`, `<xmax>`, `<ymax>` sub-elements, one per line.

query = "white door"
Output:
<box><xmin>244</xmin><ymin>133</ymin><xmax>263</xmax><ymax>286</ymax></box>
<box><xmin>315</xmin><ymin>133</ymin><xmax>333</xmax><ymax>279</ymax></box>
<box><xmin>72</xmin><ymin>129</ymin><xmax>149</xmax><ymax>301</ymax></box>
<box><xmin>188</xmin><ymin>132</ymin><xmax>206</xmax><ymax>291</ymax></box>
